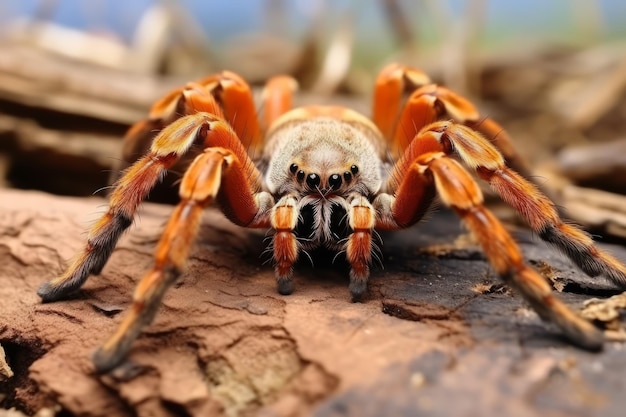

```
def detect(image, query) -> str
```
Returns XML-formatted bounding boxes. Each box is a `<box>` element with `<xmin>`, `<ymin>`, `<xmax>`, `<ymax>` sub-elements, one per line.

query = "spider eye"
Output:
<box><xmin>343</xmin><ymin>171</ymin><xmax>352</xmax><ymax>182</ymax></box>
<box><xmin>329</xmin><ymin>174</ymin><xmax>342</xmax><ymax>190</ymax></box>
<box><xmin>297</xmin><ymin>170</ymin><xmax>305</xmax><ymax>182</ymax></box>
<box><xmin>306</xmin><ymin>173</ymin><xmax>320</xmax><ymax>189</ymax></box>
<box><xmin>350</xmin><ymin>165</ymin><xmax>359</xmax><ymax>175</ymax></box>
<box><xmin>289</xmin><ymin>163</ymin><xmax>298</xmax><ymax>174</ymax></box>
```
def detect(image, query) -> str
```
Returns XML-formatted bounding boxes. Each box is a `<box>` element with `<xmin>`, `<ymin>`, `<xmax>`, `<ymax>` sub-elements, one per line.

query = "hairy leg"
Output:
<box><xmin>378</xmin><ymin>149</ymin><xmax>604</xmax><ymax>349</ymax></box>
<box><xmin>39</xmin><ymin>113</ymin><xmax>265</xmax><ymax>302</ymax></box>
<box><xmin>387</xmin><ymin>120</ymin><xmax>626</xmax><ymax>289</ymax></box>
<box><xmin>93</xmin><ymin>147</ymin><xmax>273</xmax><ymax>372</ymax></box>
<box><xmin>372</xmin><ymin>62</ymin><xmax>532</xmax><ymax>177</ymax></box>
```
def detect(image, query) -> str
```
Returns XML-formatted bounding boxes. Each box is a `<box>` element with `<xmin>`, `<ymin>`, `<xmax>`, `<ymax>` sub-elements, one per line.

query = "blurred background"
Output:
<box><xmin>0</xmin><ymin>0</ymin><xmax>625</xmax><ymax>239</ymax></box>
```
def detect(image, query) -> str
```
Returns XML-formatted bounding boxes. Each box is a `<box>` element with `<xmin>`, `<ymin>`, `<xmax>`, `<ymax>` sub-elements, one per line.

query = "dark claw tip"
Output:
<box><xmin>37</xmin><ymin>282</ymin><xmax>69</xmax><ymax>303</ymax></box>
<box><xmin>277</xmin><ymin>279</ymin><xmax>294</xmax><ymax>295</ymax></box>
<box><xmin>93</xmin><ymin>347</ymin><xmax>122</xmax><ymax>374</ymax></box>
<box><xmin>349</xmin><ymin>281</ymin><xmax>367</xmax><ymax>303</ymax></box>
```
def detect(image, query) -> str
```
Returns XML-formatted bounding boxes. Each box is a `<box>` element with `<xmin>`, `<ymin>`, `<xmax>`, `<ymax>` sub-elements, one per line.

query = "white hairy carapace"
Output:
<box><xmin>263</xmin><ymin>106</ymin><xmax>387</xmax><ymax>251</ymax></box>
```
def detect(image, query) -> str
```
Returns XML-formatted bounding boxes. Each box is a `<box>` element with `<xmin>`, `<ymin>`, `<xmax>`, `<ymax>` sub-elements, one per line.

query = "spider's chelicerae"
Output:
<box><xmin>38</xmin><ymin>63</ymin><xmax>626</xmax><ymax>372</ymax></box>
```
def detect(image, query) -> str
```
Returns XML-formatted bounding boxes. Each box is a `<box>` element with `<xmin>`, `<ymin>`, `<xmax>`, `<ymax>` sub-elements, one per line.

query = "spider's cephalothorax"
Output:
<box><xmin>38</xmin><ymin>64</ymin><xmax>626</xmax><ymax>373</ymax></box>
<box><xmin>262</xmin><ymin>107</ymin><xmax>386</xmax><ymax>295</ymax></box>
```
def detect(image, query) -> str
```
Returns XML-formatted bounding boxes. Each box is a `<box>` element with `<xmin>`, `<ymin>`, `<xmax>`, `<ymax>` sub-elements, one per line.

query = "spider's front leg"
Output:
<box><xmin>37</xmin><ymin>115</ymin><xmax>210</xmax><ymax>302</ymax></box>
<box><xmin>93</xmin><ymin>144</ymin><xmax>273</xmax><ymax>373</ymax></box>
<box><xmin>39</xmin><ymin>72</ymin><xmax>264</xmax><ymax>302</ymax></box>
<box><xmin>375</xmin><ymin>150</ymin><xmax>604</xmax><ymax>350</ymax></box>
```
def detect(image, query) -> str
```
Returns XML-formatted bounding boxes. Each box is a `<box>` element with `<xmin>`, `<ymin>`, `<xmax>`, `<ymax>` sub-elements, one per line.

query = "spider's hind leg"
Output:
<box><xmin>478</xmin><ymin>165</ymin><xmax>626</xmax><ymax>288</ymax></box>
<box><xmin>424</xmin><ymin>153</ymin><xmax>604</xmax><ymax>350</ymax></box>
<box><xmin>429</xmin><ymin>120</ymin><xmax>626</xmax><ymax>289</ymax></box>
<box><xmin>37</xmin><ymin>115</ymin><xmax>208</xmax><ymax>302</ymax></box>
<box><xmin>377</xmin><ymin>132</ymin><xmax>604</xmax><ymax>349</ymax></box>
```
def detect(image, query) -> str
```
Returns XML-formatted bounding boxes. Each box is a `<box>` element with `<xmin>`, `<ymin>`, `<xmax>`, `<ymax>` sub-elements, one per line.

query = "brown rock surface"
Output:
<box><xmin>0</xmin><ymin>188</ymin><xmax>625</xmax><ymax>417</ymax></box>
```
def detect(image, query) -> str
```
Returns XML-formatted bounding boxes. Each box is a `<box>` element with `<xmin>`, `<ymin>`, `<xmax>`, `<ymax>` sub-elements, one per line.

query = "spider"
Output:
<box><xmin>38</xmin><ymin>63</ymin><xmax>626</xmax><ymax>373</ymax></box>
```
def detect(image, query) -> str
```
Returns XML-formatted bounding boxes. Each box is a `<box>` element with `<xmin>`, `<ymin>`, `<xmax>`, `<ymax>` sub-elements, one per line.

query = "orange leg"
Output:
<box><xmin>262</xmin><ymin>75</ymin><xmax>298</xmax><ymax>131</ymax></box>
<box><xmin>38</xmin><ymin>114</ymin><xmax>268</xmax><ymax>302</ymax></box>
<box><xmin>372</xmin><ymin>63</ymin><xmax>531</xmax><ymax>177</ymax></box>
<box><xmin>372</xmin><ymin>62</ymin><xmax>432</xmax><ymax>142</ymax></box>
<box><xmin>390</xmin><ymin>91</ymin><xmax>440</xmax><ymax>156</ymax></box>
<box><xmin>346</xmin><ymin>195</ymin><xmax>376</xmax><ymax>300</ymax></box>
<box><xmin>477</xmin><ymin>165</ymin><xmax>626</xmax><ymax>287</ymax></box>
<box><xmin>208</xmin><ymin>71</ymin><xmax>263</xmax><ymax>154</ymax></box>
<box><xmin>377</xmin><ymin>148</ymin><xmax>603</xmax><ymax>350</ymax></box>
<box><xmin>269</xmin><ymin>192</ymin><xmax>376</xmax><ymax>300</ymax></box>
<box><xmin>270</xmin><ymin>195</ymin><xmax>299</xmax><ymax>295</ymax></box>
<box><xmin>121</xmin><ymin>80</ymin><xmax>222</xmax><ymax>163</ymax></box>
<box><xmin>122</xmin><ymin>71</ymin><xmax>263</xmax><ymax>164</ymax></box>
<box><xmin>93</xmin><ymin>147</ymin><xmax>272</xmax><ymax>372</ymax></box>
<box><xmin>389</xmin><ymin>84</ymin><xmax>478</xmax><ymax>158</ymax></box>
<box><xmin>431</xmin><ymin>121</ymin><xmax>626</xmax><ymax>288</ymax></box>
<box><xmin>425</xmin><ymin>154</ymin><xmax>603</xmax><ymax>350</ymax></box>
<box><xmin>414</xmin><ymin>84</ymin><xmax>532</xmax><ymax>178</ymax></box>
<box><xmin>387</xmin><ymin>120</ymin><xmax>626</xmax><ymax>289</ymax></box>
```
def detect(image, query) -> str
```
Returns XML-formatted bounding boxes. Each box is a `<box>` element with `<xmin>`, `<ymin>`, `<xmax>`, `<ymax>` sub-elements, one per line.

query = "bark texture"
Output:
<box><xmin>0</xmin><ymin>189</ymin><xmax>625</xmax><ymax>417</ymax></box>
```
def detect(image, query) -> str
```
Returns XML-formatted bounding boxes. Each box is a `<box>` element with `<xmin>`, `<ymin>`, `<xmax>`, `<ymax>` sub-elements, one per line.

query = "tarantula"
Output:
<box><xmin>38</xmin><ymin>63</ymin><xmax>626</xmax><ymax>372</ymax></box>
